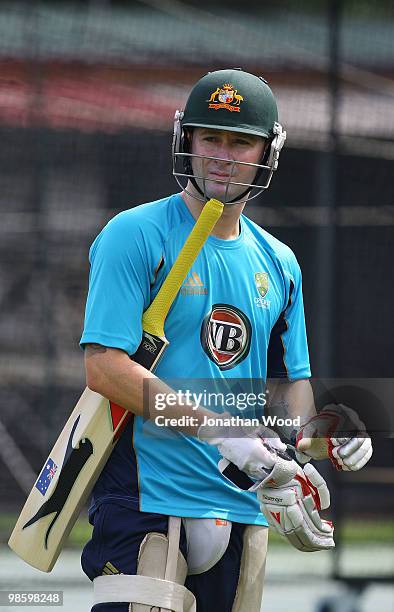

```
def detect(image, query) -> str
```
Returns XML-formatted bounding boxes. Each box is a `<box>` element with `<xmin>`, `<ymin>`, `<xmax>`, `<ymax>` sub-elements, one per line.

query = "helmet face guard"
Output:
<box><xmin>172</xmin><ymin>69</ymin><xmax>286</xmax><ymax>205</ymax></box>
<box><xmin>172</xmin><ymin>112</ymin><xmax>286</xmax><ymax>204</ymax></box>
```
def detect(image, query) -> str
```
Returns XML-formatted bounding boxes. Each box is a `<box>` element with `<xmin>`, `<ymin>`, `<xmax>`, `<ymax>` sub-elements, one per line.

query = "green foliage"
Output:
<box><xmin>1</xmin><ymin>513</ymin><xmax>392</xmax><ymax>547</ymax></box>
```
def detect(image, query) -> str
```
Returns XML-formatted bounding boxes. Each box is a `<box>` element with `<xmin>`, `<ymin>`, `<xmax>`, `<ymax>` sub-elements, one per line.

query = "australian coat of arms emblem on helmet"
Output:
<box><xmin>208</xmin><ymin>83</ymin><xmax>244</xmax><ymax>112</ymax></box>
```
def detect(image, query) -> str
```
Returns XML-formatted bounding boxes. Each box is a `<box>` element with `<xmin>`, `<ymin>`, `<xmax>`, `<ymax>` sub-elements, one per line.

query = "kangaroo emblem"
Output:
<box><xmin>209</xmin><ymin>87</ymin><xmax>220</xmax><ymax>102</ymax></box>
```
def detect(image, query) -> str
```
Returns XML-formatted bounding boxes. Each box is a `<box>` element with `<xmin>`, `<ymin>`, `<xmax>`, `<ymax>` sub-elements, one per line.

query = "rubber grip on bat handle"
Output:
<box><xmin>142</xmin><ymin>198</ymin><xmax>224</xmax><ymax>337</ymax></box>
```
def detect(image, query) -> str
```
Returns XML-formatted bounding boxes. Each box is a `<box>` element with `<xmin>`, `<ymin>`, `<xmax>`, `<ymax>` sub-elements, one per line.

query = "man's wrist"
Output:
<box><xmin>197</xmin><ymin>412</ymin><xmax>233</xmax><ymax>444</ymax></box>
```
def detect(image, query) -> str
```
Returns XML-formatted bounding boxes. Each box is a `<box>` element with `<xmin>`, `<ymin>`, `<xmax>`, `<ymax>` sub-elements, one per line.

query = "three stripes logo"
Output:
<box><xmin>102</xmin><ymin>561</ymin><xmax>120</xmax><ymax>576</ymax></box>
<box><xmin>180</xmin><ymin>271</ymin><xmax>208</xmax><ymax>296</ymax></box>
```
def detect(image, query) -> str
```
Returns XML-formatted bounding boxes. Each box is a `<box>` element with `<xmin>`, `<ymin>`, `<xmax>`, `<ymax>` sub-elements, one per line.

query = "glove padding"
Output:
<box><xmin>295</xmin><ymin>403</ymin><xmax>373</xmax><ymax>471</ymax></box>
<box><xmin>257</xmin><ymin>462</ymin><xmax>335</xmax><ymax>552</ymax></box>
<box><xmin>214</xmin><ymin>436</ymin><xmax>335</xmax><ymax>553</ymax></box>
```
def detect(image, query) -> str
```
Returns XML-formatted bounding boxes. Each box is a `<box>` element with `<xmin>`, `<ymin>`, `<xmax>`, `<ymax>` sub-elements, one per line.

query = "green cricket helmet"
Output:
<box><xmin>172</xmin><ymin>68</ymin><xmax>286</xmax><ymax>203</ymax></box>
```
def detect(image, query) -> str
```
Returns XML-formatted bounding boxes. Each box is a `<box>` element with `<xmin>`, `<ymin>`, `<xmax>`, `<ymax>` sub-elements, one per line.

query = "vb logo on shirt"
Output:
<box><xmin>201</xmin><ymin>304</ymin><xmax>251</xmax><ymax>370</ymax></box>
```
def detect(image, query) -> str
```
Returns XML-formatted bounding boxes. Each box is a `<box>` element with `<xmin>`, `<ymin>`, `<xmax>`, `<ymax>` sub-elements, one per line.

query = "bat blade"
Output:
<box><xmin>8</xmin><ymin>198</ymin><xmax>223</xmax><ymax>572</ymax></box>
<box><xmin>8</xmin><ymin>389</ymin><xmax>129</xmax><ymax>572</ymax></box>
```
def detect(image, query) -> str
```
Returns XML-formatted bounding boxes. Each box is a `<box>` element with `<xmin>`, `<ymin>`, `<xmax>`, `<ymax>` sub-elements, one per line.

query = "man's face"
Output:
<box><xmin>189</xmin><ymin>127</ymin><xmax>267</xmax><ymax>203</ymax></box>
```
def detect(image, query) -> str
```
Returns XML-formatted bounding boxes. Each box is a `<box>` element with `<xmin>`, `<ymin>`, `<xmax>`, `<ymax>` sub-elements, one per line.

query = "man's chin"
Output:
<box><xmin>198</xmin><ymin>181</ymin><xmax>243</xmax><ymax>203</ymax></box>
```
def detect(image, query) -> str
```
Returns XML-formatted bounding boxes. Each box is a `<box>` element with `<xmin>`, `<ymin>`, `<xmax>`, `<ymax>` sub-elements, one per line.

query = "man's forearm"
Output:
<box><xmin>85</xmin><ymin>344</ymin><xmax>216</xmax><ymax>436</ymax></box>
<box><xmin>266</xmin><ymin>378</ymin><xmax>316</xmax><ymax>441</ymax></box>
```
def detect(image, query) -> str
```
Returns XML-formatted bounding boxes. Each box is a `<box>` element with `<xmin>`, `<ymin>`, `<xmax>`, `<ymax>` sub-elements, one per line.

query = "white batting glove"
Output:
<box><xmin>295</xmin><ymin>403</ymin><xmax>373</xmax><ymax>471</ymax></box>
<box><xmin>256</xmin><ymin>462</ymin><xmax>335</xmax><ymax>552</ymax></box>
<box><xmin>216</xmin><ymin>435</ymin><xmax>335</xmax><ymax>553</ymax></box>
<box><xmin>199</xmin><ymin>421</ymin><xmax>294</xmax><ymax>483</ymax></box>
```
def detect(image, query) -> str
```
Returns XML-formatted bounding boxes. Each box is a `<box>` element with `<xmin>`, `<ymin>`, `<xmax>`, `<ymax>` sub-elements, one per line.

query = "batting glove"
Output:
<box><xmin>256</xmin><ymin>462</ymin><xmax>335</xmax><ymax>552</ymax></box>
<box><xmin>295</xmin><ymin>403</ymin><xmax>373</xmax><ymax>471</ymax></box>
<box><xmin>199</xmin><ymin>421</ymin><xmax>294</xmax><ymax>483</ymax></box>
<box><xmin>216</xmin><ymin>436</ymin><xmax>335</xmax><ymax>553</ymax></box>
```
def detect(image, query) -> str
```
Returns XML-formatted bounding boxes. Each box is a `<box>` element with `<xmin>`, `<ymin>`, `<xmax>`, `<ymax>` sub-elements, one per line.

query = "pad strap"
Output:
<box><xmin>93</xmin><ymin>574</ymin><xmax>196</xmax><ymax>612</ymax></box>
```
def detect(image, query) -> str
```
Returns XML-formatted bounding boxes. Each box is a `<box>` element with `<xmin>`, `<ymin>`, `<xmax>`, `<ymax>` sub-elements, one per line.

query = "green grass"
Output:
<box><xmin>1</xmin><ymin>513</ymin><xmax>393</xmax><ymax>548</ymax></box>
<box><xmin>68</xmin><ymin>515</ymin><xmax>93</xmax><ymax>546</ymax></box>
<box><xmin>0</xmin><ymin>512</ymin><xmax>92</xmax><ymax>548</ymax></box>
<box><xmin>0</xmin><ymin>513</ymin><xmax>19</xmax><ymax>539</ymax></box>
<box><xmin>339</xmin><ymin>519</ymin><xmax>394</xmax><ymax>544</ymax></box>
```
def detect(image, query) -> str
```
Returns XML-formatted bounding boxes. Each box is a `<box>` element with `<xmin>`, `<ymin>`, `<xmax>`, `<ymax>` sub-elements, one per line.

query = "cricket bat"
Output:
<box><xmin>8</xmin><ymin>198</ymin><xmax>224</xmax><ymax>572</ymax></box>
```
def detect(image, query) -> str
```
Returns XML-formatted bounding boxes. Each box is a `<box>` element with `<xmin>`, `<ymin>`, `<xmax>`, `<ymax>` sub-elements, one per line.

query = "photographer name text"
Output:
<box><xmin>154</xmin><ymin>414</ymin><xmax>301</xmax><ymax>428</ymax></box>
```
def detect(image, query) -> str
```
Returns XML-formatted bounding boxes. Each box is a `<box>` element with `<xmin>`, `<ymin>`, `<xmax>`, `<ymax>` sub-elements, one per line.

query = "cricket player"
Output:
<box><xmin>80</xmin><ymin>69</ymin><xmax>372</xmax><ymax>611</ymax></box>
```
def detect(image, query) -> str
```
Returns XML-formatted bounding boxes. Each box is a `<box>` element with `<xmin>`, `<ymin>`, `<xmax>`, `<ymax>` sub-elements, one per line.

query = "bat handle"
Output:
<box><xmin>142</xmin><ymin>198</ymin><xmax>224</xmax><ymax>336</ymax></box>
<box><xmin>218</xmin><ymin>458</ymin><xmax>256</xmax><ymax>491</ymax></box>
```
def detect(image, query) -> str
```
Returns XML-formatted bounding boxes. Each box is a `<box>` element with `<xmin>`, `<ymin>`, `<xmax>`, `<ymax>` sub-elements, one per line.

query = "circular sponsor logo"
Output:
<box><xmin>200</xmin><ymin>304</ymin><xmax>251</xmax><ymax>370</ymax></box>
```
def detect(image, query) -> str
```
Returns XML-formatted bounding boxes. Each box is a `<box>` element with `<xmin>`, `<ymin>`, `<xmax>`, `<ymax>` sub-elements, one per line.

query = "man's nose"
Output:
<box><xmin>213</xmin><ymin>141</ymin><xmax>234</xmax><ymax>161</ymax></box>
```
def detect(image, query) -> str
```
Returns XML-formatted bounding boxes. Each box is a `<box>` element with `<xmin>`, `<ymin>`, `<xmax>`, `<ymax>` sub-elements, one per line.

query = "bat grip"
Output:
<box><xmin>142</xmin><ymin>198</ymin><xmax>223</xmax><ymax>337</ymax></box>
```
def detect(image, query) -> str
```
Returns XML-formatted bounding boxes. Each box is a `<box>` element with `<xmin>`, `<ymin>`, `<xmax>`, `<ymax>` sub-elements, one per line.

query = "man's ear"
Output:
<box><xmin>262</xmin><ymin>138</ymin><xmax>271</xmax><ymax>163</ymax></box>
<box><xmin>183</xmin><ymin>128</ymin><xmax>193</xmax><ymax>153</ymax></box>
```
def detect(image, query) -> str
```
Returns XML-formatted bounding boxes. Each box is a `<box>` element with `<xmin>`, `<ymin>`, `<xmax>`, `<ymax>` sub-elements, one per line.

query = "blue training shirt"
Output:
<box><xmin>80</xmin><ymin>193</ymin><xmax>311</xmax><ymax>525</ymax></box>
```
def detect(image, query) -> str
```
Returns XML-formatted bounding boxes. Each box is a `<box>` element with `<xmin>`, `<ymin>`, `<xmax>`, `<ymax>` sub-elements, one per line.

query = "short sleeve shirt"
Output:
<box><xmin>81</xmin><ymin>193</ymin><xmax>311</xmax><ymax>524</ymax></box>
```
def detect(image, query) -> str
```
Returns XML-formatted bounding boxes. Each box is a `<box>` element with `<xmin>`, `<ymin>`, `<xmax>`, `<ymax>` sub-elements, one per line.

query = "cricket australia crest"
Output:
<box><xmin>208</xmin><ymin>83</ymin><xmax>244</xmax><ymax>113</ymax></box>
<box><xmin>254</xmin><ymin>272</ymin><xmax>269</xmax><ymax>297</ymax></box>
